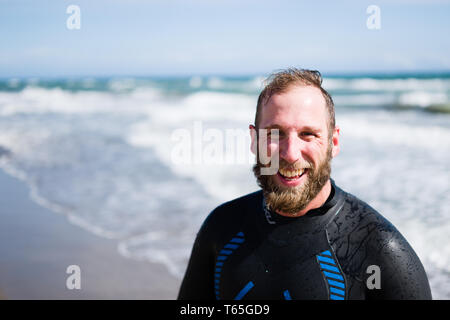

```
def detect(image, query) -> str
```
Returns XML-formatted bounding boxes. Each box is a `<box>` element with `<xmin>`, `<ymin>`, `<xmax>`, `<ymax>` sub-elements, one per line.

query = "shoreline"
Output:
<box><xmin>0</xmin><ymin>169</ymin><xmax>179</xmax><ymax>299</ymax></box>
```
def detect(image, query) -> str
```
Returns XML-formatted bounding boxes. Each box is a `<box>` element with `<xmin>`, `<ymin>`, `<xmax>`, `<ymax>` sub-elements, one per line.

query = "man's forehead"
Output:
<box><xmin>266</xmin><ymin>85</ymin><xmax>325</xmax><ymax>107</ymax></box>
<box><xmin>260</xmin><ymin>85</ymin><xmax>328</xmax><ymax>128</ymax></box>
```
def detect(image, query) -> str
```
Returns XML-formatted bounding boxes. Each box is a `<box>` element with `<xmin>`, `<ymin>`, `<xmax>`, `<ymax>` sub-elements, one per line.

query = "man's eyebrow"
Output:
<box><xmin>301</xmin><ymin>125</ymin><xmax>322</xmax><ymax>133</ymax></box>
<box><xmin>262</xmin><ymin>124</ymin><xmax>283</xmax><ymax>130</ymax></box>
<box><xmin>262</xmin><ymin>124</ymin><xmax>322</xmax><ymax>132</ymax></box>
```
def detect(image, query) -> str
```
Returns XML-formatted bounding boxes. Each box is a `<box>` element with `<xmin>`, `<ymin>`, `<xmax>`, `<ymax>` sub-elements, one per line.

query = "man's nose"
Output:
<box><xmin>279</xmin><ymin>134</ymin><xmax>303</xmax><ymax>164</ymax></box>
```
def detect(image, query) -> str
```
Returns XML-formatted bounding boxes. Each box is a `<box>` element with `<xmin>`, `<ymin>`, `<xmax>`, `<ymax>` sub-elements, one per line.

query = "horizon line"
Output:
<box><xmin>2</xmin><ymin>69</ymin><xmax>450</xmax><ymax>81</ymax></box>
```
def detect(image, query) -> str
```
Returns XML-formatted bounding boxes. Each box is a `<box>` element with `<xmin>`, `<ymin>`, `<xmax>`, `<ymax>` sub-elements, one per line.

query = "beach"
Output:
<box><xmin>0</xmin><ymin>169</ymin><xmax>179</xmax><ymax>299</ymax></box>
<box><xmin>1</xmin><ymin>0</ymin><xmax>450</xmax><ymax>301</ymax></box>
<box><xmin>0</xmin><ymin>75</ymin><xmax>448</xmax><ymax>299</ymax></box>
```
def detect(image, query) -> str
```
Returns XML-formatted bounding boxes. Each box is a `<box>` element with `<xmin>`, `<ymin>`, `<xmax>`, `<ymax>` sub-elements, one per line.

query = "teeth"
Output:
<box><xmin>279</xmin><ymin>168</ymin><xmax>305</xmax><ymax>178</ymax></box>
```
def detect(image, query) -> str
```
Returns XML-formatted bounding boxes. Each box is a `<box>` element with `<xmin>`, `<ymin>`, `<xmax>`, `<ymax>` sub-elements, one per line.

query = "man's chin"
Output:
<box><xmin>263</xmin><ymin>188</ymin><xmax>309</xmax><ymax>215</ymax></box>
<box><xmin>261</xmin><ymin>173</ymin><xmax>309</xmax><ymax>212</ymax></box>
<box><xmin>254</xmin><ymin>158</ymin><xmax>332</xmax><ymax>215</ymax></box>
<box><xmin>261</xmin><ymin>170</ymin><xmax>331</xmax><ymax>215</ymax></box>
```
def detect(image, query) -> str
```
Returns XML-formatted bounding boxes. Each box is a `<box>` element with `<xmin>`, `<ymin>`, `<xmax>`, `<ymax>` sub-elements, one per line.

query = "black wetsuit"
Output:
<box><xmin>178</xmin><ymin>180</ymin><xmax>432</xmax><ymax>300</ymax></box>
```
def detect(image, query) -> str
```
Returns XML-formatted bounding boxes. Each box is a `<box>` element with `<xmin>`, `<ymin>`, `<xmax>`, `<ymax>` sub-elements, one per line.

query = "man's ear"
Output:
<box><xmin>249</xmin><ymin>124</ymin><xmax>257</xmax><ymax>155</ymax></box>
<box><xmin>331</xmin><ymin>126</ymin><xmax>340</xmax><ymax>158</ymax></box>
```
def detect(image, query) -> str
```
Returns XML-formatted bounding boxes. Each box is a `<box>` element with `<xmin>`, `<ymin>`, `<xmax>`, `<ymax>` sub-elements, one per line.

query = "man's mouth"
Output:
<box><xmin>277</xmin><ymin>168</ymin><xmax>308</xmax><ymax>182</ymax></box>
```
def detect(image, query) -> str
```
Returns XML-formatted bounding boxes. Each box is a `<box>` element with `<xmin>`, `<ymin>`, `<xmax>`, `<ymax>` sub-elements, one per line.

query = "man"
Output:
<box><xmin>178</xmin><ymin>68</ymin><xmax>432</xmax><ymax>300</ymax></box>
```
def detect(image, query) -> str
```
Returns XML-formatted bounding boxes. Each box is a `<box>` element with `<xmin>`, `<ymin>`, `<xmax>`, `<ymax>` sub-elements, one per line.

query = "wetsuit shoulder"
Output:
<box><xmin>209</xmin><ymin>190</ymin><xmax>262</xmax><ymax>219</ymax></box>
<box><xmin>177</xmin><ymin>190</ymin><xmax>262</xmax><ymax>300</ymax></box>
<box><xmin>328</xmin><ymin>190</ymin><xmax>432</xmax><ymax>299</ymax></box>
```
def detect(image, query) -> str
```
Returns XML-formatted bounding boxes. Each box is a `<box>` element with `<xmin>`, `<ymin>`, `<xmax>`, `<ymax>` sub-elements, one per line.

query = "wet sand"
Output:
<box><xmin>0</xmin><ymin>169</ymin><xmax>179</xmax><ymax>299</ymax></box>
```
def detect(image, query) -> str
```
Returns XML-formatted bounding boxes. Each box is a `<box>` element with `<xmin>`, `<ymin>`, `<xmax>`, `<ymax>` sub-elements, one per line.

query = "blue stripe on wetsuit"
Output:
<box><xmin>214</xmin><ymin>231</ymin><xmax>245</xmax><ymax>300</ymax></box>
<box><xmin>283</xmin><ymin>290</ymin><xmax>292</xmax><ymax>300</ymax></box>
<box><xmin>316</xmin><ymin>250</ymin><xmax>346</xmax><ymax>300</ymax></box>
<box><xmin>234</xmin><ymin>281</ymin><xmax>254</xmax><ymax>300</ymax></box>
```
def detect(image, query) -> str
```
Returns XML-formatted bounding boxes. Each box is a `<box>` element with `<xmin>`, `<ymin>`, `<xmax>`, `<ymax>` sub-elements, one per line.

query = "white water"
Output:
<box><xmin>0</xmin><ymin>81</ymin><xmax>448</xmax><ymax>298</ymax></box>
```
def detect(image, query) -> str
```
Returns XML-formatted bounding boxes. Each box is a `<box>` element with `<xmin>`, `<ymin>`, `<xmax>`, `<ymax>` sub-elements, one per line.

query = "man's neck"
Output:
<box><xmin>276</xmin><ymin>179</ymin><xmax>332</xmax><ymax>218</ymax></box>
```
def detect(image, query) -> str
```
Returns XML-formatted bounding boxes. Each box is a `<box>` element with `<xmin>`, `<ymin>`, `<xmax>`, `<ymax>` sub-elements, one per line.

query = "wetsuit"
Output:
<box><xmin>178</xmin><ymin>180</ymin><xmax>432</xmax><ymax>300</ymax></box>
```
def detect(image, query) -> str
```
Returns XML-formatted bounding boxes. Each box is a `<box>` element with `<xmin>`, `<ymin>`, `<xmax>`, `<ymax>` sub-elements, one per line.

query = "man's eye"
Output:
<box><xmin>301</xmin><ymin>132</ymin><xmax>315</xmax><ymax>137</ymax></box>
<box><xmin>268</xmin><ymin>131</ymin><xmax>280</xmax><ymax>137</ymax></box>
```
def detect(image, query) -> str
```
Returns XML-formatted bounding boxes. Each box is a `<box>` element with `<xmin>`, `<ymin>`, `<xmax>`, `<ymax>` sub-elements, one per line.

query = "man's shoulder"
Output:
<box><xmin>339</xmin><ymin>187</ymin><xmax>392</xmax><ymax>226</ymax></box>
<box><xmin>199</xmin><ymin>190</ymin><xmax>263</xmax><ymax>233</ymax></box>
<box><xmin>334</xmin><ymin>186</ymin><xmax>432</xmax><ymax>299</ymax></box>
<box><xmin>334</xmin><ymin>185</ymin><xmax>410</xmax><ymax>251</ymax></box>
<box><xmin>213</xmin><ymin>189</ymin><xmax>263</xmax><ymax>214</ymax></box>
<box><xmin>333</xmin><ymin>186</ymin><xmax>399</xmax><ymax>240</ymax></box>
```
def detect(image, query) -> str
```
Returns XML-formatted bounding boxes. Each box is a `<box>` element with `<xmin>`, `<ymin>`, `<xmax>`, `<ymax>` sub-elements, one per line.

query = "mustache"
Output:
<box><xmin>279</xmin><ymin>160</ymin><xmax>313</xmax><ymax>171</ymax></box>
<box><xmin>258</xmin><ymin>158</ymin><xmax>314</xmax><ymax>172</ymax></box>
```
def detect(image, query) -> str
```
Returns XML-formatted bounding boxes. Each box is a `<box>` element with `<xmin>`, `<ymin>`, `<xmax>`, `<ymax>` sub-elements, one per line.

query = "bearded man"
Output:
<box><xmin>178</xmin><ymin>68</ymin><xmax>432</xmax><ymax>300</ymax></box>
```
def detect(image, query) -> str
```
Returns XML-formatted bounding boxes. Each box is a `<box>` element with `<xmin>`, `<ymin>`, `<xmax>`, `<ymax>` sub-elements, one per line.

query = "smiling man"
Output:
<box><xmin>178</xmin><ymin>68</ymin><xmax>432</xmax><ymax>300</ymax></box>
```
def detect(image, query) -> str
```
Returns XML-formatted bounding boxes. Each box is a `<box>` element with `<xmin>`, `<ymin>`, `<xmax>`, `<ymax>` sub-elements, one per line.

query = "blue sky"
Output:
<box><xmin>1</xmin><ymin>0</ymin><xmax>450</xmax><ymax>77</ymax></box>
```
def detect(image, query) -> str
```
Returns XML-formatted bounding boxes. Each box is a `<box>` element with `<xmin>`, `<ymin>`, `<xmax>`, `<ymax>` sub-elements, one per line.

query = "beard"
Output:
<box><xmin>253</xmin><ymin>143</ymin><xmax>333</xmax><ymax>216</ymax></box>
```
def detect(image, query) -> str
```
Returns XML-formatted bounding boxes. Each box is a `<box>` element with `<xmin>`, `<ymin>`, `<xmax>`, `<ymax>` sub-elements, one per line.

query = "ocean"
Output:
<box><xmin>0</xmin><ymin>73</ymin><xmax>449</xmax><ymax>299</ymax></box>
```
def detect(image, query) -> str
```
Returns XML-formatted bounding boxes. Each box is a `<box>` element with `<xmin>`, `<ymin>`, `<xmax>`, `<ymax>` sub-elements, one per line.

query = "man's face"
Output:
<box><xmin>250</xmin><ymin>85</ymin><xmax>340</xmax><ymax>215</ymax></box>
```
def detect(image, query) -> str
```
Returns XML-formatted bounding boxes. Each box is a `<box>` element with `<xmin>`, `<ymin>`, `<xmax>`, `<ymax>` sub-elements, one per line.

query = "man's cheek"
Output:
<box><xmin>267</xmin><ymin>142</ymin><xmax>280</xmax><ymax>159</ymax></box>
<box><xmin>260</xmin><ymin>142</ymin><xmax>279</xmax><ymax>175</ymax></box>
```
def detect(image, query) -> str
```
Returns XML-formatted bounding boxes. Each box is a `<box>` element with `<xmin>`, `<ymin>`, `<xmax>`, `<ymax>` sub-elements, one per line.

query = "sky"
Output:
<box><xmin>1</xmin><ymin>0</ymin><xmax>450</xmax><ymax>77</ymax></box>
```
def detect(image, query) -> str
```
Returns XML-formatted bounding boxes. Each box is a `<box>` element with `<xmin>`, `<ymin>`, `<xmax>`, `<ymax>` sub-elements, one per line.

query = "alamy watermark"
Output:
<box><xmin>366</xmin><ymin>5</ymin><xmax>381</xmax><ymax>30</ymax></box>
<box><xmin>170</xmin><ymin>121</ymin><xmax>279</xmax><ymax>175</ymax></box>
<box><xmin>66</xmin><ymin>5</ymin><xmax>81</xmax><ymax>30</ymax></box>
<box><xmin>366</xmin><ymin>264</ymin><xmax>381</xmax><ymax>289</ymax></box>
<box><xmin>66</xmin><ymin>264</ymin><xmax>81</xmax><ymax>290</ymax></box>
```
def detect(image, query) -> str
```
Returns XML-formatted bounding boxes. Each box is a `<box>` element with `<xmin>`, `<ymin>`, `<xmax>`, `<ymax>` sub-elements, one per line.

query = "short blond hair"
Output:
<box><xmin>255</xmin><ymin>68</ymin><xmax>335</xmax><ymax>137</ymax></box>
